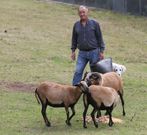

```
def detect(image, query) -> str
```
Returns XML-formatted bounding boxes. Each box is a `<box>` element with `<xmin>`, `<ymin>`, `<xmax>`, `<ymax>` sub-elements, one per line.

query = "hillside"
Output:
<box><xmin>0</xmin><ymin>0</ymin><xmax>147</xmax><ymax>135</ymax></box>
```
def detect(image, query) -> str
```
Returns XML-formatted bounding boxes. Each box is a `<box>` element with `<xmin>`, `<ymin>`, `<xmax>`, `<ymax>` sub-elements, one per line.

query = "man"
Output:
<box><xmin>71</xmin><ymin>5</ymin><xmax>105</xmax><ymax>86</ymax></box>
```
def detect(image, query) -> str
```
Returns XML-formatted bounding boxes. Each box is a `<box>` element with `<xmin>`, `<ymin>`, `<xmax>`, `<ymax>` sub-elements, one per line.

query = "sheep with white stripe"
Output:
<box><xmin>83</xmin><ymin>72</ymin><xmax>125</xmax><ymax>116</ymax></box>
<box><xmin>81</xmin><ymin>81</ymin><xmax>120</xmax><ymax>128</ymax></box>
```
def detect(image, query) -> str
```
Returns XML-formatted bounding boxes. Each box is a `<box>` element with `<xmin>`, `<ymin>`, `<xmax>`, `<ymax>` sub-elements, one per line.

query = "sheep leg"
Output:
<box><xmin>83</xmin><ymin>104</ymin><xmax>89</xmax><ymax>128</ymax></box>
<box><xmin>91</xmin><ymin>108</ymin><xmax>98</xmax><ymax>128</ymax></box>
<box><xmin>65</xmin><ymin>107</ymin><xmax>71</xmax><ymax>126</ymax></box>
<box><xmin>68</xmin><ymin>106</ymin><xmax>75</xmax><ymax>122</ymax></box>
<box><xmin>120</xmin><ymin>95</ymin><xmax>125</xmax><ymax>116</ymax></box>
<box><xmin>107</xmin><ymin>108</ymin><xmax>114</xmax><ymax>127</ymax></box>
<box><xmin>96</xmin><ymin>110</ymin><xmax>101</xmax><ymax>118</ymax></box>
<box><xmin>118</xmin><ymin>91</ymin><xmax>125</xmax><ymax>116</ymax></box>
<box><xmin>104</xmin><ymin>110</ymin><xmax>109</xmax><ymax>116</ymax></box>
<box><xmin>41</xmin><ymin>103</ymin><xmax>51</xmax><ymax>127</ymax></box>
<box><xmin>83</xmin><ymin>94</ymin><xmax>89</xmax><ymax>128</ymax></box>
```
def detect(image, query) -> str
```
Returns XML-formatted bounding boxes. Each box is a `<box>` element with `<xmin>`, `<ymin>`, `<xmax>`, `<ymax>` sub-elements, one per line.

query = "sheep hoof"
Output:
<box><xmin>65</xmin><ymin>120</ymin><xmax>71</xmax><ymax>126</ymax></box>
<box><xmin>96</xmin><ymin>114</ymin><xmax>101</xmax><ymax>118</ymax></box>
<box><xmin>123</xmin><ymin>112</ymin><xmax>126</xmax><ymax>116</ymax></box>
<box><xmin>95</xmin><ymin>124</ymin><xmax>98</xmax><ymax>128</ymax></box>
<box><xmin>83</xmin><ymin>125</ymin><xmax>87</xmax><ymax>128</ymax></box>
<box><xmin>68</xmin><ymin>123</ymin><xmax>71</xmax><ymax>126</ymax></box>
<box><xmin>108</xmin><ymin>122</ymin><xmax>114</xmax><ymax>127</ymax></box>
<box><xmin>46</xmin><ymin>122</ymin><xmax>51</xmax><ymax>127</ymax></box>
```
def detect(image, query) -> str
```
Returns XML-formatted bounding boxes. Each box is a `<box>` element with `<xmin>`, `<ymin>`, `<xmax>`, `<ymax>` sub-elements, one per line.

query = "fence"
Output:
<box><xmin>53</xmin><ymin>0</ymin><xmax>147</xmax><ymax>16</ymax></box>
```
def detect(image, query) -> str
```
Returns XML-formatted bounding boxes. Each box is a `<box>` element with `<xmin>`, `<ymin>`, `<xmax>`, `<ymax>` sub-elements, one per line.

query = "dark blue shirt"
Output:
<box><xmin>71</xmin><ymin>19</ymin><xmax>105</xmax><ymax>52</ymax></box>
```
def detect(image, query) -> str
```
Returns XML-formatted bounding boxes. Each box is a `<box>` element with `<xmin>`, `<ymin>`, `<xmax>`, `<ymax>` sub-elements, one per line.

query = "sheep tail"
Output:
<box><xmin>117</xmin><ymin>91</ymin><xmax>121</xmax><ymax>96</ymax></box>
<box><xmin>121</xmin><ymin>88</ymin><xmax>124</xmax><ymax>96</ymax></box>
<box><xmin>118</xmin><ymin>89</ymin><xmax>123</xmax><ymax>96</ymax></box>
<box><xmin>35</xmin><ymin>88</ymin><xmax>40</xmax><ymax>104</ymax></box>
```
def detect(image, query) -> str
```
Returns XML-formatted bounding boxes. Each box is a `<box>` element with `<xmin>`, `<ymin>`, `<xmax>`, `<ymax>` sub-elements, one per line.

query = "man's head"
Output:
<box><xmin>78</xmin><ymin>5</ymin><xmax>88</xmax><ymax>21</ymax></box>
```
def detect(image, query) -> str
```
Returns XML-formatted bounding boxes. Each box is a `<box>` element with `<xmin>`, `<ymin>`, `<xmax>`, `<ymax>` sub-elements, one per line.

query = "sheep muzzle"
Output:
<box><xmin>75</xmin><ymin>81</ymin><xmax>89</xmax><ymax>93</ymax></box>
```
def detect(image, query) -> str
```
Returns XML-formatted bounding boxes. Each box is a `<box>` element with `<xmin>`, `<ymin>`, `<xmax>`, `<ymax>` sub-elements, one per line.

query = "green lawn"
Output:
<box><xmin>0</xmin><ymin>0</ymin><xmax>147</xmax><ymax>135</ymax></box>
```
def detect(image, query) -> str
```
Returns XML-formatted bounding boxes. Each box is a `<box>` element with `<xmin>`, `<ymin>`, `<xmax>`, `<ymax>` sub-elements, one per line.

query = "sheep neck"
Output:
<box><xmin>73</xmin><ymin>87</ymin><xmax>82</xmax><ymax>102</ymax></box>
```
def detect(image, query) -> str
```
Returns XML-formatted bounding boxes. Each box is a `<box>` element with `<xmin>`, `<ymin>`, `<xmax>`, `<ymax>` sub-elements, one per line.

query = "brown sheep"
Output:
<box><xmin>35</xmin><ymin>81</ymin><xmax>87</xmax><ymax>127</ymax></box>
<box><xmin>83</xmin><ymin>72</ymin><xmax>125</xmax><ymax>116</ymax></box>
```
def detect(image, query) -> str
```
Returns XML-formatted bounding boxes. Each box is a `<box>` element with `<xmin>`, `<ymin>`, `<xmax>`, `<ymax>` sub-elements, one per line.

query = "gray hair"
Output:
<box><xmin>78</xmin><ymin>5</ymin><xmax>88</xmax><ymax>12</ymax></box>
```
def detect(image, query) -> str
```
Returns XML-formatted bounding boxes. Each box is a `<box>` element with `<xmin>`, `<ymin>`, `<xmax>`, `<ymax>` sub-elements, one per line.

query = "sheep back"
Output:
<box><xmin>36</xmin><ymin>82</ymin><xmax>81</xmax><ymax>107</ymax></box>
<box><xmin>89</xmin><ymin>85</ymin><xmax>120</xmax><ymax>108</ymax></box>
<box><xmin>101</xmin><ymin>72</ymin><xmax>123</xmax><ymax>94</ymax></box>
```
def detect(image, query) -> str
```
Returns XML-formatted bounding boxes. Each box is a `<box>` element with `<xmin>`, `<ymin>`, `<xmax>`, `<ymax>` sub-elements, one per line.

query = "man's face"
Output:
<box><xmin>78</xmin><ymin>7</ymin><xmax>88</xmax><ymax>21</ymax></box>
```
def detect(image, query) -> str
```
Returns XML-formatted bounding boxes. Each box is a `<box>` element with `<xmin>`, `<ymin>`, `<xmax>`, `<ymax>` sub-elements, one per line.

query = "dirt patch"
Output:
<box><xmin>0</xmin><ymin>81</ymin><xmax>37</xmax><ymax>92</ymax></box>
<box><xmin>83</xmin><ymin>116</ymin><xmax>123</xmax><ymax>124</ymax></box>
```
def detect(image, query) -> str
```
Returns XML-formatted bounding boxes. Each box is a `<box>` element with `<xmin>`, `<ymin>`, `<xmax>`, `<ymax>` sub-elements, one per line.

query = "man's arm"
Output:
<box><xmin>71</xmin><ymin>24</ymin><xmax>77</xmax><ymax>53</ymax></box>
<box><xmin>71</xmin><ymin>24</ymin><xmax>77</xmax><ymax>61</ymax></box>
<box><xmin>94</xmin><ymin>21</ymin><xmax>105</xmax><ymax>53</ymax></box>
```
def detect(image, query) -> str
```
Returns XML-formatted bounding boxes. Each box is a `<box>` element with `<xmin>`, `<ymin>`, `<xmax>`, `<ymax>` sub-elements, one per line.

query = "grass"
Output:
<box><xmin>0</xmin><ymin>0</ymin><xmax>147</xmax><ymax>135</ymax></box>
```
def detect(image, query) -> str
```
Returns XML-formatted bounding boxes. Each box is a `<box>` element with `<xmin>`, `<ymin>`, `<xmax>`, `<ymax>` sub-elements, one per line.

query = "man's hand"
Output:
<box><xmin>100</xmin><ymin>52</ymin><xmax>104</xmax><ymax>60</ymax></box>
<box><xmin>71</xmin><ymin>52</ymin><xmax>76</xmax><ymax>61</ymax></box>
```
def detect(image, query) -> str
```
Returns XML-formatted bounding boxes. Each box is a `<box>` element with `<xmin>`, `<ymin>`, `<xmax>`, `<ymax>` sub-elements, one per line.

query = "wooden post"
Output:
<box><xmin>139</xmin><ymin>0</ymin><xmax>142</xmax><ymax>15</ymax></box>
<box><xmin>124</xmin><ymin>0</ymin><xmax>127</xmax><ymax>13</ymax></box>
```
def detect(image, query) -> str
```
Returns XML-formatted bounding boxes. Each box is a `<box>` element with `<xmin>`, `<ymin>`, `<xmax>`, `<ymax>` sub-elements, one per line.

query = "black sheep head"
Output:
<box><xmin>83</xmin><ymin>72</ymin><xmax>102</xmax><ymax>86</ymax></box>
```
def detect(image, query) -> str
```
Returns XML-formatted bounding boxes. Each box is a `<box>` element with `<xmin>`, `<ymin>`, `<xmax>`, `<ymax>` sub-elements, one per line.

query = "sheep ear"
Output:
<box><xmin>121</xmin><ymin>65</ymin><xmax>126</xmax><ymax>72</ymax></box>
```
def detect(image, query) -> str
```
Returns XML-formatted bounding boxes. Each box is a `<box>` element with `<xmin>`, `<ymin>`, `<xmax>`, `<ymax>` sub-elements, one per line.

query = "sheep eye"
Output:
<box><xmin>93</xmin><ymin>74</ymin><xmax>97</xmax><ymax>78</ymax></box>
<box><xmin>93</xmin><ymin>76</ymin><xmax>98</xmax><ymax>79</ymax></box>
<box><xmin>89</xmin><ymin>76</ymin><xmax>92</xmax><ymax>79</ymax></box>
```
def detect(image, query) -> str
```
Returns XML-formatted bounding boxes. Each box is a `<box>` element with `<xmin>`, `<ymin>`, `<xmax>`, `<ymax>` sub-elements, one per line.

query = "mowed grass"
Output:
<box><xmin>0</xmin><ymin>0</ymin><xmax>147</xmax><ymax>135</ymax></box>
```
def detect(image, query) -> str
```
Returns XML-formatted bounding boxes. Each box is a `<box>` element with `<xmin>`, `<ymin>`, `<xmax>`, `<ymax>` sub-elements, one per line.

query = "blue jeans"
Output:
<box><xmin>72</xmin><ymin>48</ymin><xmax>100</xmax><ymax>85</ymax></box>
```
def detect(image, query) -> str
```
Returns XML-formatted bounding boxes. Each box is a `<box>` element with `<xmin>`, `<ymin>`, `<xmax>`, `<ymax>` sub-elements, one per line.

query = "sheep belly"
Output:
<box><xmin>45</xmin><ymin>90</ymin><xmax>66</xmax><ymax>107</ymax></box>
<box><xmin>46</xmin><ymin>100</ymin><xmax>64</xmax><ymax>107</ymax></box>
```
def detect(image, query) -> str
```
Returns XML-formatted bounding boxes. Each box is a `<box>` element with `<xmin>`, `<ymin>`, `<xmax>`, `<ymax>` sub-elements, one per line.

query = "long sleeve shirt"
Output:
<box><xmin>71</xmin><ymin>19</ymin><xmax>105</xmax><ymax>53</ymax></box>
